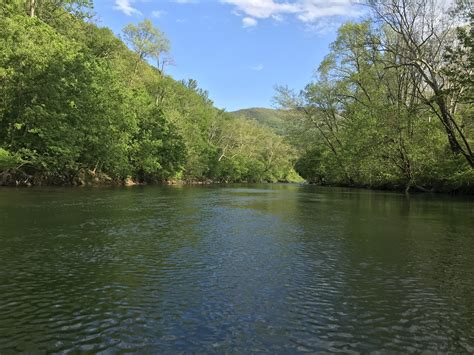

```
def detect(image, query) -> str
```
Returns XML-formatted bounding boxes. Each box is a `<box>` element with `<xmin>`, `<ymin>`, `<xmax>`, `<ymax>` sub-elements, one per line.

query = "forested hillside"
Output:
<box><xmin>0</xmin><ymin>0</ymin><xmax>297</xmax><ymax>185</ymax></box>
<box><xmin>231</xmin><ymin>108</ymin><xmax>286</xmax><ymax>134</ymax></box>
<box><xmin>276</xmin><ymin>0</ymin><xmax>473</xmax><ymax>193</ymax></box>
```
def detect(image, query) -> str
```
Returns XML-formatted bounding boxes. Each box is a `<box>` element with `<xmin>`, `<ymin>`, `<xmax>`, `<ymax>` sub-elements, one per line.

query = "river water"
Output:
<box><xmin>0</xmin><ymin>185</ymin><xmax>473</xmax><ymax>352</ymax></box>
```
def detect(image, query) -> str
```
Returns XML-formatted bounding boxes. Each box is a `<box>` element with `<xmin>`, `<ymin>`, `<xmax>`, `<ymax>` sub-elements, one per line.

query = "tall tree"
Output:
<box><xmin>122</xmin><ymin>19</ymin><xmax>171</xmax><ymax>77</ymax></box>
<box><xmin>367</xmin><ymin>0</ymin><xmax>474</xmax><ymax>167</ymax></box>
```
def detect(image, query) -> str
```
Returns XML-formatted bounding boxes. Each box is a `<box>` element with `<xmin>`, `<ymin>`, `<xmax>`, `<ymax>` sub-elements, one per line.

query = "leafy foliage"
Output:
<box><xmin>0</xmin><ymin>4</ymin><xmax>297</xmax><ymax>185</ymax></box>
<box><xmin>276</xmin><ymin>1</ymin><xmax>473</xmax><ymax>192</ymax></box>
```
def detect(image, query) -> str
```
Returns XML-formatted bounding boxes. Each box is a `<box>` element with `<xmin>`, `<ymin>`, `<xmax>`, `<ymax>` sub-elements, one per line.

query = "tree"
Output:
<box><xmin>0</xmin><ymin>14</ymin><xmax>134</xmax><ymax>184</ymax></box>
<box><xmin>275</xmin><ymin>18</ymin><xmax>467</xmax><ymax>191</ymax></box>
<box><xmin>366</xmin><ymin>0</ymin><xmax>474</xmax><ymax>167</ymax></box>
<box><xmin>122</xmin><ymin>19</ymin><xmax>171</xmax><ymax>77</ymax></box>
<box><xmin>24</xmin><ymin>0</ymin><xmax>93</xmax><ymax>19</ymax></box>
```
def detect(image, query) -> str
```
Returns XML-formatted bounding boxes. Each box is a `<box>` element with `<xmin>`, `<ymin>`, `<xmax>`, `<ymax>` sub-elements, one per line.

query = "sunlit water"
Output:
<box><xmin>0</xmin><ymin>185</ymin><xmax>473</xmax><ymax>352</ymax></box>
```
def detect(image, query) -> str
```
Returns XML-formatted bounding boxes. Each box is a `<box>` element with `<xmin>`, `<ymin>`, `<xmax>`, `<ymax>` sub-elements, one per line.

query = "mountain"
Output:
<box><xmin>230</xmin><ymin>108</ymin><xmax>286</xmax><ymax>134</ymax></box>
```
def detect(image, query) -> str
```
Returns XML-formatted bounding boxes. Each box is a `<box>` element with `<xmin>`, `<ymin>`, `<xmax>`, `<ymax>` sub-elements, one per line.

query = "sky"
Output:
<box><xmin>94</xmin><ymin>0</ymin><xmax>364</xmax><ymax>111</ymax></box>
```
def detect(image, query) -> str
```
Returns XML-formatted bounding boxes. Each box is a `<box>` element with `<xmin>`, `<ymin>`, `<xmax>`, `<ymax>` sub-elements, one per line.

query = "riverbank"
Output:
<box><xmin>2</xmin><ymin>175</ymin><xmax>474</xmax><ymax>195</ymax></box>
<box><xmin>312</xmin><ymin>180</ymin><xmax>474</xmax><ymax>195</ymax></box>
<box><xmin>0</xmin><ymin>172</ymin><xmax>294</xmax><ymax>188</ymax></box>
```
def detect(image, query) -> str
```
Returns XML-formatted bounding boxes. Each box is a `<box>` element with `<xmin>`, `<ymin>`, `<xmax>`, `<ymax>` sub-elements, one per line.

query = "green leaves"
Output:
<box><xmin>277</xmin><ymin>10</ymin><xmax>473</xmax><ymax>191</ymax></box>
<box><xmin>0</xmin><ymin>13</ymin><xmax>132</xmax><ymax>183</ymax></box>
<box><xmin>209</xmin><ymin>116</ymin><xmax>297</xmax><ymax>183</ymax></box>
<box><xmin>131</xmin><ymin>105</ymin><xmax>186</xmax><ymax>182</ymax></box>
<box><xmin>0</xmin><ymin>148</ymin><xmax>24</xmax><ymax>171</ymax></box>
<box><xmin>123</xmin><ymin>19</ymin><xmax>171</xmax><ymax>75</ymax></box>
<box><xmin>0</xmin><ymin>1</ymin><xmax>298</xmax><ymax>186</ymax></box>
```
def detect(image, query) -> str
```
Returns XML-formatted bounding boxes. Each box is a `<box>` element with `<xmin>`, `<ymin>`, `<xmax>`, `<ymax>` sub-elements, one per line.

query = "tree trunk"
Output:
<box><xmin>29</xmin><ymin>0</ymin><xmax>36</xmax><ymax>17</ymax></box>
<box><xmin>435</xmin><ymin>95</ymin><xmax>474</xmax><ymax>168</ymax></box>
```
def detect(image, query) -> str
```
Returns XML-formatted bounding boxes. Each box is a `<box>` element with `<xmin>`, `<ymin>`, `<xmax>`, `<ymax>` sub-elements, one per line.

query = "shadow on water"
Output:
<box><xmin>0</xmin><ymin>185</ymin><xmax>473</xmax><ymax>352</ymax></box>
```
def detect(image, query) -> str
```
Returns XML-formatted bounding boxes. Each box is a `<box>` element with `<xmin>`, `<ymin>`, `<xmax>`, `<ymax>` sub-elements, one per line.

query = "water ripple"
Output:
<box><xmin>0</xmin><ymin>185</ymin><xmax>473</xmax><ymax>352</ymax></box>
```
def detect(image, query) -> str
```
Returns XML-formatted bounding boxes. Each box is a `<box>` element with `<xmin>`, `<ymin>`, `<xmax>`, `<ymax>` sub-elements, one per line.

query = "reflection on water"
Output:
<box><xmin>0</xmin><ymin>185</ymin><xmax>473</xmax><ymax>352</ymax></box>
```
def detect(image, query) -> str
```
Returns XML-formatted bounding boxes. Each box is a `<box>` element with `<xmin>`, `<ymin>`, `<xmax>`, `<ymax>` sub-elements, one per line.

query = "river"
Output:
<box><xmin>0</xmin><ymin>184</ymin><xmax>473</xmax><ymax>352</ymax></box>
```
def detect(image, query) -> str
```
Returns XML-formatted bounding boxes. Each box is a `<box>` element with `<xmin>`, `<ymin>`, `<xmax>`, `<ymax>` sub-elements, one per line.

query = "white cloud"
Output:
<box><xmin>221</xmin><ymin>0</ymin><xmax>361</xmax><ymax>25</ymax></box>
<box><xmin>222</xmin><ymin>0</ymin><xmax>298</xmax><ymax>19</ymax></box>
<box><xmin>297</xmin><ymin>0</ymin><xmax>361</xmax><ymax>22</ymax></box>
<box><xmin>251</xmin><ymin>64</ymin><xmax>264</xmax><ymax>71</ymax></box>
<box><xmin>242</xmin><ymin>17</ymin><xmax>258</xmax><ymax>28</ymax></box>
<box><xmin>114</xmin><ymin>0</ymin><xmax>142</xmax><ymax>16</ymax></box>
<box><xmin>304</xmin><ymin>17</ymin><xmax>341</xmax><ymax>35</ymax></box>
<box><xmin>152</xmin><ymin>10</ymin><xmax>165</xmax><ymax>18</ymax></box>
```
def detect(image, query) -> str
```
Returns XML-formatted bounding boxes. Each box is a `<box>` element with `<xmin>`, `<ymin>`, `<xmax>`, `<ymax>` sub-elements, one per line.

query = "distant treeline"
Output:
<box><xmin>0</xmin><ymin>0</ymin><xmax>298</xmax><ymax>186</ymax></box>
<box><xmin>276</xmin><ymin>0</ymin><xmax>473</xmax><ymax>193</ymax></box>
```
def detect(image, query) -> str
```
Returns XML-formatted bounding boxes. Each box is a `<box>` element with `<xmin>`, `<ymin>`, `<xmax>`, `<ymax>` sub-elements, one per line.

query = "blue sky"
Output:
<box><xmin>94</xmin><ymin>0</ymin><xmax>363</xmax><ymax>111</ymax></box>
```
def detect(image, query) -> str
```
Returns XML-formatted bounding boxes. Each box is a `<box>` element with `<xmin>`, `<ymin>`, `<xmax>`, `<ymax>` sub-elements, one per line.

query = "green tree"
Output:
<box><xmin>123</xmin><ymin>19</ymin><xmax>171</xmax><ymax>77</ymax></box>
<box><xmin>367</xmin><ymin>0</ymin><xmax>474</xmax><ymax>167</ymax></box>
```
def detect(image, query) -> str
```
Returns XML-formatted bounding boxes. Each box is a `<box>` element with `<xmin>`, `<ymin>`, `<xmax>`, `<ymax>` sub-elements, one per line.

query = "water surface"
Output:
<box><xmin>0</xmin><ymin>185</ymin><xmax>473</xmax><ymax>352</ymax></box>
